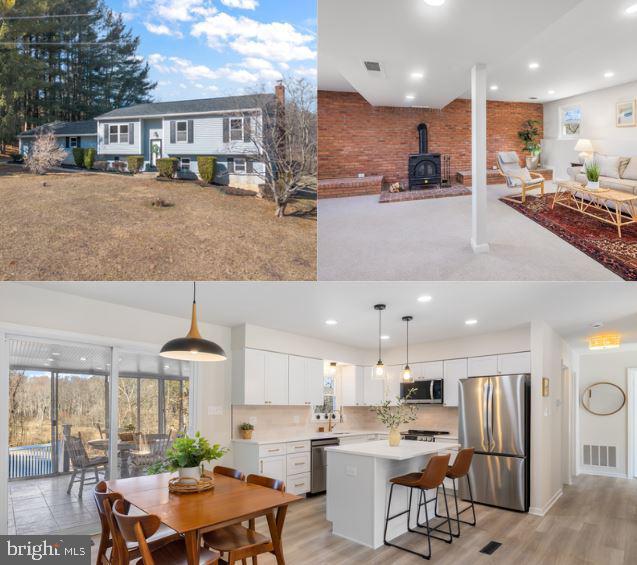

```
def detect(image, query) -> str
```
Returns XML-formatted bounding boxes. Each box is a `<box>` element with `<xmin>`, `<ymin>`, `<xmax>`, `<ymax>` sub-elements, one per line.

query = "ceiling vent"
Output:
<box><xmin>363</xmin><ymin>61</ymin><xmax>382</xmax><ymax>72</ymax></box>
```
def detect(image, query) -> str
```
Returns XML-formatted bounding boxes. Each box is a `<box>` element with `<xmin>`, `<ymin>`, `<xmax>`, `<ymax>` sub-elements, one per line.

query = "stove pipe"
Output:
<box><xmin>417</xmin><ymin>123</ymin><xmax>428</xmax><ymax>154</ymax></box>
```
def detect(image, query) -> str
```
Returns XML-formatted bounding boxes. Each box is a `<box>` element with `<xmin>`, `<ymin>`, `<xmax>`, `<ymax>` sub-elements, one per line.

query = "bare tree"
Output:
<box><xmin>243</xmin><ymin>78</ymin><xmax>317</xmax><ymax>217</ymax></box>
<box><xmin>24</xmin><ymin>131</ymin><xmax>68</xmax><ymax>174</ymax></box>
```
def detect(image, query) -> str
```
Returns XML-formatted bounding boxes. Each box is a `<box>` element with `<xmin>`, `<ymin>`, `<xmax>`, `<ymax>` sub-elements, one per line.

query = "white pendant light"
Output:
<box><xmin>402</xmin><ymin>316</ymin><xmax>414</xmax><ymax>382</ymax></box>
<box><xmin>160</xmin><ymin>282</ymin><xmax>227</xmax><ymax>362</ymax></box>
<box><xmin>374</xmin><ymin>304</ymin><xmax>386</xmax><ymax>379</ymax></box>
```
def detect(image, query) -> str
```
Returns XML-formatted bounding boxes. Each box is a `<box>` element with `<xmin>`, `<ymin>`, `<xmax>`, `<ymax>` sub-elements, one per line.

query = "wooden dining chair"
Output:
<box><xmin>65</xmin><ymin>433</ymin><xmax>108</xmax><ymax>497</ymax></box>
<box><xmin>112</xmin><ymin>499</ymin><xmax>220</xmax><ymax>565</ymax></box>
<box><xmin>213</xmin><ymin>465</ymin><xmax>246</xmax><ymax>481</ymax></box>
<box><xmin>93</xmin><ymin>481</ymin><xmax>179</xmax><ymax>564</ymax></box>
<box><xmin>201</xmin><ymin>474</ymin><xmax>288</xmax><ymax>565</ymax></box>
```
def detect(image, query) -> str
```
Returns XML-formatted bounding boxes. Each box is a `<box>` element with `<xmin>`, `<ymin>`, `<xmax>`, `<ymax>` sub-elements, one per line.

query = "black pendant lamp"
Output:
<box><xmin>160</xmin><ymin>282</ymin><xmax>227</xmax><ymax>362</ymax></box>
<box><xmin>374</xmin><ymin>304</ymin><xmax>386</xmax><ymax>378</ymax></box>
<box><xmin>402</xmin><ymin>316</ymin><xmax>414</xmax><ymax>382</ymax></box>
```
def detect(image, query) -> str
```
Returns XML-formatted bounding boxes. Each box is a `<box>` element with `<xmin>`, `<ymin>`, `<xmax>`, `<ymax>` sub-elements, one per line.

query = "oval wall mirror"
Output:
<box><xmin>582</xmin><ymin>382</ymin><xmax>626</xmax><ymax>416</ymax></box>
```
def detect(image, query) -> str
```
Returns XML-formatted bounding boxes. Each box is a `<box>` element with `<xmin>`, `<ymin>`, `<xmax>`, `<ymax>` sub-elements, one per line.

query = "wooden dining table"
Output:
<box><xmin>106</xmin><ymin>471</ymin><xmax>301</xmax><ymax>565</ymax></box>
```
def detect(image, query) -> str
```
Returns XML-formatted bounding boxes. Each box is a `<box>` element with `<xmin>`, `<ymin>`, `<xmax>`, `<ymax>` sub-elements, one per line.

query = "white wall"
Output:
<box><xmin>0</xmin><ymin>283</ymin><xmax>233</xmax><ymax>461</ymax></box>
<box><xmin>530</xmin><ymin>320</ymin><xmax>564</xmax><ymax>516</ymax></box>
<box><xmin>379</xmin><ymin>326</ymin><xmax>530</xmax><ymax>366</ymax></box>
<box><xmin>577</xmin><ymin>349</ymin><xmax>636</xmax><ymax>478</ymax></box>
<box><xmin>543</xmin><ymin>80</ymin><xmax>637</xmax><ymax>179</ymax></box>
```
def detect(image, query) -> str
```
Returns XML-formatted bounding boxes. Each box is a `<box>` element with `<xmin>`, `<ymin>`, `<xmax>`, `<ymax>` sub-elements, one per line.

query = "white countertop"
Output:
<box><xmin>325</xmin><ymin>439</ymin><xmax>459</xmax><ymax>461</ymax></box>
<box><xmin>231</xmin><ymin>430</ymin><xmax>387</xmax><ymax>445</ymax></box>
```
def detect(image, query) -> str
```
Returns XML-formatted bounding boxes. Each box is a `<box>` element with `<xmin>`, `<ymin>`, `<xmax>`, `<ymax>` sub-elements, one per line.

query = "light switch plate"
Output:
<box><xmin>249</xmin><ymin>416</ymin><xmax>257</xmax><ymax>426</ymax></box>
<box><xmin>345</xmin><ymin>465</ymin><xmax>357</xmax><ymax>477</ymax></box>
<box><xmin>207</xmin><ymin>405</ymin><xmax>223</xmax><ymax>416</ymax></box>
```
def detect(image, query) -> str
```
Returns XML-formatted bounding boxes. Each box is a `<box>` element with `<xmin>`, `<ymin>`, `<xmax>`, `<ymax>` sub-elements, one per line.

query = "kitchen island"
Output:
<box><xmin>325</xmin><ymin>440</ymin><xmax>459</xmax><ymax>549</ymax></box>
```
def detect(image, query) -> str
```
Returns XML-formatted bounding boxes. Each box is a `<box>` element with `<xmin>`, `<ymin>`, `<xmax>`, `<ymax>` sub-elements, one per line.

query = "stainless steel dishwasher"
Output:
<box><xmin>310</xmin><ymin>437</ymin><xmax>339</xmax><ymax>494</ymax></box>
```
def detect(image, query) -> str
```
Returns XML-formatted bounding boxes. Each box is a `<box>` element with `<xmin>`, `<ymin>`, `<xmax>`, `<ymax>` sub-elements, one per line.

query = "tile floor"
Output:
<box><xmin>9</xmin><ymin>474</ymin><xmax>102</xmax><ymax>535</ymax></box>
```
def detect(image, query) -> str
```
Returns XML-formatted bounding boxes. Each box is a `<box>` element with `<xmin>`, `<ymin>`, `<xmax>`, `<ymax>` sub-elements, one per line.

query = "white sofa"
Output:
<box><xmin>567</xmin><ymin>154</ymin><xmax>637</xmax><ymax>195</ymax></box>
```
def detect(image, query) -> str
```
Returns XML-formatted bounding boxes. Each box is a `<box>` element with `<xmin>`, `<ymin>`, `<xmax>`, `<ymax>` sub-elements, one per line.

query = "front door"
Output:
<box><xmin>150</xmin><ymin>139</ymin><xmax>162</xmax><ymax>167</ymax></box>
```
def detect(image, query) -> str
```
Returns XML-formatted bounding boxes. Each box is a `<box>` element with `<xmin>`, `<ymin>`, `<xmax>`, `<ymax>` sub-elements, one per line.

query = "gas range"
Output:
<box><xmin>401</xmin><ymin>429</ymin><xmax>451</xmax><ymax>442</ymax></box>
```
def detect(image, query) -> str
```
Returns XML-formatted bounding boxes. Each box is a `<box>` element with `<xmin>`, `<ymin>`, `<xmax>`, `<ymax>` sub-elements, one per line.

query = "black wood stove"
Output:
<box><xmin>408</xmin><ymin>123</ymin><xmax>441</xmax><ymax>190</ymax></box>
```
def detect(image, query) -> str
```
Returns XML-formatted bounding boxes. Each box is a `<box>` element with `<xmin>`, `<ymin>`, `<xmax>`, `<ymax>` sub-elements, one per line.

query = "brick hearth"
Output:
<box><xmin>318</xmin><ymin>176</ymin><xmax>384</xmax><ymax>199</ymax></box>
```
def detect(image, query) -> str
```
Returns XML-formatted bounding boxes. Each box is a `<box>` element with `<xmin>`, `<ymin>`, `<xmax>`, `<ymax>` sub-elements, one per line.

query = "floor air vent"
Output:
<box><xmin>583</xmin><ymin>444</ymin><xmax>616</xmax><ymax>467</ymax></box>
<box><xmin>480</xmin><ymin>541</ymin><xmax>502</xmax><ymax>555</ymax></box>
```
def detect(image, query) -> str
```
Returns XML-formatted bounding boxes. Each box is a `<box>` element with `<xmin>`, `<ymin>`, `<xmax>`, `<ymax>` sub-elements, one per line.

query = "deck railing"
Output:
<box><xmin>9</xmin><ymin>444</ymin><xmax>54</xmax><ymax>479</ymax></box>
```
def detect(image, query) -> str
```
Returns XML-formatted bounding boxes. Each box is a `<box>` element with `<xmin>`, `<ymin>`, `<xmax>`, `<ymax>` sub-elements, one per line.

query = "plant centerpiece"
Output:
<box><xmin>147</xmin><ymin>432</ymin><xmax>228</xmax><ymax>481</ymax></box>
<box><xmin>585</xmin><ymin>160</ymin><xmax>601</xmax><ymax>190</ymax></box>
<box><xmin>373</xmin><ymin>388</ymin><xmax>418</xmax><ymax>447</ymax></box>
<box><xmin>518</xmin><ymin>119</ymin><xmax>542</xmax><ymax>170</ymax></box>
<box><xmin>239</xmin><ymin>422</ymin><xmax>255</xmax><ymax>440</ymax></box>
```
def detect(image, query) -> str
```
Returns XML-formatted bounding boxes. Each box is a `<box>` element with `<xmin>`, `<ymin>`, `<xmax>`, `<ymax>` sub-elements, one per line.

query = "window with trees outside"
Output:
<box><xmin>230</xmin><ymin>117</ymin><xmax>244</xmax><ymax>141</ymax></box>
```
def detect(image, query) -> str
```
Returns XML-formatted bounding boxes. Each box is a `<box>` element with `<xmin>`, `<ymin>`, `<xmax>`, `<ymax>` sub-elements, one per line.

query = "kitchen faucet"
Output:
<box><xmin>328</xmin><ymin>407</ymin><xmax>343</xmax><ymax>432</ymax></box>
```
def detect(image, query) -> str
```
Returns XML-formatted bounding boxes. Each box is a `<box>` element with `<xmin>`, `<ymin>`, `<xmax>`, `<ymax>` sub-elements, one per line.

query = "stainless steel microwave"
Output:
<box><xmin>400</xmin><ymin>379</ymin><xmax>444</xmax><ymax>404</ymax></box>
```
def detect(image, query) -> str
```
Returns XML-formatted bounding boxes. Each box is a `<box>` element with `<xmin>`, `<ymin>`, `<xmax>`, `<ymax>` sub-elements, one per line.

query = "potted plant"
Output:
<box><xmin>518</xmin><ymin>119</ymin><xmax>542</xmax><ymax>170</ymax></box>
<box><xmin>239</xmin><ymin>422</ymin><xmax>255</xmax><ymax>440</ymax></box>
<box><xmin>373</xmin><ymin>388</ymin><xmax>418</xmax><ymax>447</ymax></box>
<box><xmin>585</xmin><ymin>161</ymin><xmax>601</xmax><ymax>190</ymax></box>
<box><xmin>147</xmin><ymin>432</ymin><xmax>228</xmax><ymax>480</ymax></box>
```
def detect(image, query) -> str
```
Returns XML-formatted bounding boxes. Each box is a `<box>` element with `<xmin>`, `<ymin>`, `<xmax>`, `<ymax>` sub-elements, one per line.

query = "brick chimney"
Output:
<box><xmin>275</xmin><ymin>80</ymin><xmax>285</xmax><ymax>107</ymax></box>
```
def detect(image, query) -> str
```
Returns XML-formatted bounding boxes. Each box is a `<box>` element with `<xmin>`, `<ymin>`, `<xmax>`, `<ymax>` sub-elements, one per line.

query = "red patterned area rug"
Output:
<box><xmin>501</xmin><ymin>194</ymin><xmax>637</xmax><ymax>280</ymax></box>
<box><xmin>379</xmin><ymin>184</ymin><xmax>470</xmax><ymax>203</ymax></box>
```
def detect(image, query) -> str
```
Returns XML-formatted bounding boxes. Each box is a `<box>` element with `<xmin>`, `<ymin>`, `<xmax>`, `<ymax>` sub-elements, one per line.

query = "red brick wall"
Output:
<box><xmin>318</xmin><ymin>91</ymin><xmax>544</xmax><ymax>182</ymax></box>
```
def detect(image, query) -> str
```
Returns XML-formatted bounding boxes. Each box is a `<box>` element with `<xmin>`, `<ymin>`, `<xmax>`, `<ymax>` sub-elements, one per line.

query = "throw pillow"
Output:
<box><xmin>508</xmin><ymin>167</ymin><xmax>533</xmax><ymax>186</ymax></box>
<box><xmin>619</xmin><ymin>157</ymin><xmax>631</xmax><ymax>177</ymax></box>
<box><xmin>595</xmin><ymin>154</ymin><xmax>621</xmax><ymax>179</ymax></box>
<box><xmin>622</xmin><ymin>157</ymin><xmax>637</xmax><ymax>181</ymax></box>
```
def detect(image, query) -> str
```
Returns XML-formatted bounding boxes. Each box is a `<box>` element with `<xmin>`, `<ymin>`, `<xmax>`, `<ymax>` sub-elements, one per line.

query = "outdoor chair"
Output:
<box><xmin>496</xmin><ymin>151</ymin><xmax>545</xmax><ymax>203</ymax></box>
<box><xmin>129</xmin><ymin>430</ymin><xmax>173</xmax><ymax>476</ymax></box>
<box><xmin>65</xmin><ymin>433</ymin><xmax>108</xmax><ymax>497</ymax></box>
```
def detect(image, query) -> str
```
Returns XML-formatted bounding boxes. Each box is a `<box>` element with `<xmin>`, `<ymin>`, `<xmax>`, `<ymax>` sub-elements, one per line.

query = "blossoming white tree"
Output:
<box><xmin>25</xmin><ymin>131</ymin><xmax>68</xmax><ymax>174</ymax></box>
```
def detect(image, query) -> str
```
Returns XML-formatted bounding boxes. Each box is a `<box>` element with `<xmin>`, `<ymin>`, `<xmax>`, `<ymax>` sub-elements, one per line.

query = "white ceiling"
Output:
<box><xmin>319</xmin><ymin>0</ymin><xmax>637</xmax><ymax>108</ymax></box>
<box><xmin>25</xmin><ymin>282</ymin><xmax>637</xmax><ymax>351</ymax></box>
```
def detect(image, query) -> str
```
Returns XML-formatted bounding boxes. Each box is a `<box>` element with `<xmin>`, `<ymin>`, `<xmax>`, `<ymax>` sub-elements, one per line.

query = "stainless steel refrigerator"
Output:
<box><xmin>458</xmin><ymin>374</ymin><xmax>530</xmax><ymax>512</ymax></box>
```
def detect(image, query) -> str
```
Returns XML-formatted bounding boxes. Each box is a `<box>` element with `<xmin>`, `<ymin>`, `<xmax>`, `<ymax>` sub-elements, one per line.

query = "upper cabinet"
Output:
<box><xmin>363</xmin><ymin>366</ymin><xmax>385</xmax><ymax>406</ymax></box>
<box><xmin>467</xmin><ymin>352</ymin><xmax>531</xmax><ymax>377</ymax></box>
<box><xmin>339</xmin><ymin>365</ymin><xmax>365</xmax><ymax>406</ymax></box>
<box><xmin>234</xmin><ymin>348</ymin><xmax>323</xmax><ymax>406</ymax></box>
<box><xmin>443</xmin><ymin>358</ymin><xmax>467</xmax><ymax>407</ymax></box>
<box><xmin>467</xmin><ymin>355</ymin><xmax>498</xmax><ymax>378</ymax></box>
<box><xmin>288</xmin><ymin>355</ymin><xmax>324</xmax><ymax>406</ymax></box>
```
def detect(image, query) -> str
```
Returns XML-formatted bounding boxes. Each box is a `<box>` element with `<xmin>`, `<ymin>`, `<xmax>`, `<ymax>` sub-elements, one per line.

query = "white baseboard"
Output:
<box><xmin>529</xmin><ymin>488</ymin><xmax>563</xmax><ymax>516</ymax></box>
<box><xmin>577</xmin><ymin>468</ymin><xmax>628</xmax><ymax>479</ymax></box>
<box><xmin>471</xmin><ymin>239</ymin><xmax>491</xmax><ymax>254</ymax></box>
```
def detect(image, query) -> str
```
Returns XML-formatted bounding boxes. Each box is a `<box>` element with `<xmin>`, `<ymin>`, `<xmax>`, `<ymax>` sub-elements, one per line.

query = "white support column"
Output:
<box><xmin>109</xmin><ymin>347</ymin><xmax>119</xmax><ymax>480</ymax></box>
<box><xmin>0</xmin><ymin>332</ymin><xmax>9</xmax><ymax>535</ymax></box>
<box><xmin>471</xmin><ymin>63</ymin><xmax>490</xmax><ymax>253</ymax></box>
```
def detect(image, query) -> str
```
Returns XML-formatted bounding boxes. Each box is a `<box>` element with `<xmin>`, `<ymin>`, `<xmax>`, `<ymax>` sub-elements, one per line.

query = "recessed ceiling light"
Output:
<box><xmin>164</xmin><ymin>364</ymin><xmax>170</xmax><ymax>369</ymax></box>
<box><xmin>47</xmin><ymin>358</ymin><xmax>54</xmax><ymax>362</ymax></box>
<box><xmin>604</xmin><ymin>71</ymin><xmax>615</xmax><ymax>78</ymax></box>
<box><xmin>591</xmin><ymin>321</ymin><xmax>604</xmax><ymax>329</ymax></box>
<box><xmin>548</xmin><ymin>90</ymin><xmax>556</xmax><ymax>95</ymax></box>
<box><xmin>80</xmin><ymin>357</ymin><xmax>87</xmax><ymax>361</ymax></box>
<box><xmin>465</xmin><ymin>319</ymin><xmax>478</xmax><ymax>326</ymax></box>
<box><xmin>528</xmin><ymin>62</ymin><xmax>540</xmax><ymax>70</ymax></box>
<box><xmin>411</xmin><ymin>72</ymin><xmax>424</xmax><ymax>80</ymax></box>
<box><xmin>406</xmin><ymin>94</ymin><xmax>416</xmax><ymax>100</ymax></box>
<box><xmin>626</xmin><ymin>4</ymin><xmax>637</xmax><ymax>14</ymax></box>
<box><xmin>52</xmin><ymin>352</ymin><xmax>60</xmax><ymax>356</ymax></box>
<box><xmin>381</xmin><ymin>335</ymin><xmax>390</xmax><ymax>340</ymax></box>
<box><xmin>417</xmin><ymin>295</ymin><xmax>433</xmax><ymax>303</ymax></box>
<box><xmin>325</xmin><ymin>319</ymin><xmax>338</xmax><ymax>326</ymax></box>
<box><xmin>424</xmin><ymin>0</ymin><xmax>446</xmax><ymax>6</ymax></box>
<box><xmin>490</xmin><ymin>85</ymin><xmax>499</xmax><ymax>91</ymax></box>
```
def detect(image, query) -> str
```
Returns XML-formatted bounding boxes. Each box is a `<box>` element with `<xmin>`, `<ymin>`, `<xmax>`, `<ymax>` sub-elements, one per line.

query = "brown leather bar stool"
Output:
<box><xmin>383</xmin><ymin>453</ymin><xmax>453</xmax><ymax>560</ymax></box>
<box><xmin>433</xmin><ymin>448</ymin><xmax>477</xmax><ymax>537</ymax></box>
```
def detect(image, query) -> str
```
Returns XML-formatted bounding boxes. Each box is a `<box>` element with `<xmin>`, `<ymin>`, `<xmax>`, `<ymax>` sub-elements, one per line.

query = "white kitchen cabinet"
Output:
<box><xmin>384</xmin><ymin>365</ymin><xmax>400</xmax><ymax>402</ymax></box>
<box><xmin>443</xmin><ymin>358</ymin><xmax>467</xmax><ymax>407</ymax></box>
<box><xmin>467</xmin><ymin>355</ymin><xmax>498</xmax><ymax>377</ymax></box>
<box><xmin>339</xmin><ymin>365</ymin><xmax>365</xmax><ymax>406</ymax></box>
<box><xmin>258</xmin><ymin>455</ymin><xmax>286</xmax><ymax>482</ymax></box>
<box><xmin>234</xmin><ymin>348</ymin><xmax>288</xmax><ymax>405</ymax></box>
<box><xmin>363</xmin><ymin>367</ymin><xmax>385</xmax><ymax>406</ymax></box>
<box><xmin>497</xmin><ymin>352</ymin><xmax>531</xmax><ymax>375</ymax></box>
<box><xmin>288</xmin><ymin>355</ymin><xmax>324</xmax><ymax>406</ymax></box>
<box><xmin>423</xmin><ymin>361</ymin><xmax>444</xmax><ymax>380</ymax></box>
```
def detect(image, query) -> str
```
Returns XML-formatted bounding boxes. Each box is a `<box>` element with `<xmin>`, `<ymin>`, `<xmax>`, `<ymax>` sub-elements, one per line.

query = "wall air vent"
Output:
<box><xmin>363</xmin><ymin>61</ymin><xmax>382</xmax><ymax>72</ymax></box>
<box><xmin>583</xmin><ymin>444</ymin><xmax>616</xmax><ymax>468</ymax></box>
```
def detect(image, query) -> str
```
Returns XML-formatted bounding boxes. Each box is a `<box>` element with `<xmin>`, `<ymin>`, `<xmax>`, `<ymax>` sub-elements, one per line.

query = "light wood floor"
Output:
<box><xmin>92</xmin><ymin>475</ymin><xmax>637</xmax><ymax>564</ymax></box>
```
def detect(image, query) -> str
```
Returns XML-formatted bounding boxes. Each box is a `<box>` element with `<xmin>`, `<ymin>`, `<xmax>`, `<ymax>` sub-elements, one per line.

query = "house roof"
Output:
<box><xmin>18</xmin><ymin>120</ymin><xmax>98</xmax><ymax>138</ymax></box>
<box><xmin>95</xmin><ymin>93</ymin><xmax>275</xmax><ymax>119</ymax></box>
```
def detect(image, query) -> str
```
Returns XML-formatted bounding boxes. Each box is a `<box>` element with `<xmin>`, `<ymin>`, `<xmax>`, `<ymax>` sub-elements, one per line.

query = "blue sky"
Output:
<box><xmin>108</xmin><ymin>0</ymin><xmax>317</xmax><ymax>101</ymax></box>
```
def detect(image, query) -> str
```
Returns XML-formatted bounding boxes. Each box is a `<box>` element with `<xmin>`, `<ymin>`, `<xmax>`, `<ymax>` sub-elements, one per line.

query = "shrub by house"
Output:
<box><xmin>127</xmin><ymin>155</ymin><xmax>144</xmax><ymax>174</ymax></box>
<box><xmin>157</xmin><ymin>157</ymin><xmax>178</xmax><ymax>179</ymax></box>
<box><xmin>198</xmin><ymin>156</ymin><xmax>216</xmax><ymax>184</ymax></box>
<box><xmin>84</xmin><ymin>148</ymin><xmax>96</xmax><ymax>169</ymax></box>
<box><xmin>72</xmin><ymin>147</ymin><xmax>85</xmax><ymax>168</ymax></box>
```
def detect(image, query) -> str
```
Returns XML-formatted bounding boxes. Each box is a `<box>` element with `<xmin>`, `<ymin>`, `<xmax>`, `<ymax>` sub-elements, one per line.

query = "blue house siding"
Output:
<box><xmin>19</xmin><ymin>135</ymin><xmax>97</xmax><ymax>164</ymax></box>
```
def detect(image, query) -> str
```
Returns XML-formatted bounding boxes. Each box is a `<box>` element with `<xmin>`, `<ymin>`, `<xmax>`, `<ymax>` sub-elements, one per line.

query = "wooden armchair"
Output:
<box><xmin>496</xmin><ymin>151</ymin><xmax>545</xmax><ymax>203</ymax></box>
<box><xmin>65</xmin><ymin>433</ymin><xmax>108</xmax><ymax>497</ymax></box>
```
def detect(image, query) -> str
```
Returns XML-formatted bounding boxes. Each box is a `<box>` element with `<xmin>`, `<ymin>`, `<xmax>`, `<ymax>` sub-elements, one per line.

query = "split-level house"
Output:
<box><xmin>17</xmin><ymin>86</ymin><xmax>283</xmax><ymax>191</ymax></box>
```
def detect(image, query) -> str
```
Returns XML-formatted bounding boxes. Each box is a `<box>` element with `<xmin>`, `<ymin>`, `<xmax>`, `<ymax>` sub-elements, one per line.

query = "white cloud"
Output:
<box><xmin>191</xmin><ymin>13</ymin><xmax>316</xmax><ymax>63</ymax></box>
<box><xmin>157</xmin><ymin>0</ymin><xmax>216</xmax><ymax>22</ymax></box>
<box><xmin>241</xmin><ymin>57</ymin><xmax>274</xmax><ymax>70</ymax></box>
<box><xmin>144</xmin><ymin>22</ymin><xmax>183</xmax><ymax>38</ymax></box>
<box><xmin>220</xmin><ymin>0</ymin><xmax>259</xmax><ymax>9</ymax></box>
<box><xmin>294</xmin><ymin>66</ymin><xmax>317</xmax><ymax>79</ymax></box>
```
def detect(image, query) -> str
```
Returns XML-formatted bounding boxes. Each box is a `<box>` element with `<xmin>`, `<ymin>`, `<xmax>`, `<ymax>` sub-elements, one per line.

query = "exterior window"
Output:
<box><xmin>119</xmin><ymin>125</ymin><xmax>129</xmax><ymax>144</ymax></box>
<box><xmin>109</xmin><ymin>125</ymin><xmax>118</xmax><ymax>144</ymax></box>
<box><xmin>560</xmin><ymin>105</ymin><xmax>582</xmax><ymax>138</ymax></box>
<box><xmin>234</xmin><ymin>158</ymin><xmax>247</xmax><ymax>174</ymax></box>
<box><xmin>180</xmin><ymin>158</ymin><xmax>191</xmax><ymax>171</ymax></box>
<box><xmin>69</xmin><ymin>137</ymin><xmax>78</xmax><ymax>148</ymax></box>
<box><xmin>230</xmin><ymin>118</ymin><xmax>244</xmax><ymax>142</ymax></box>
<box><xmin>176</xmin><ymin>121</ymin><xmax>188</xmax><ymax>142</ymax></box>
